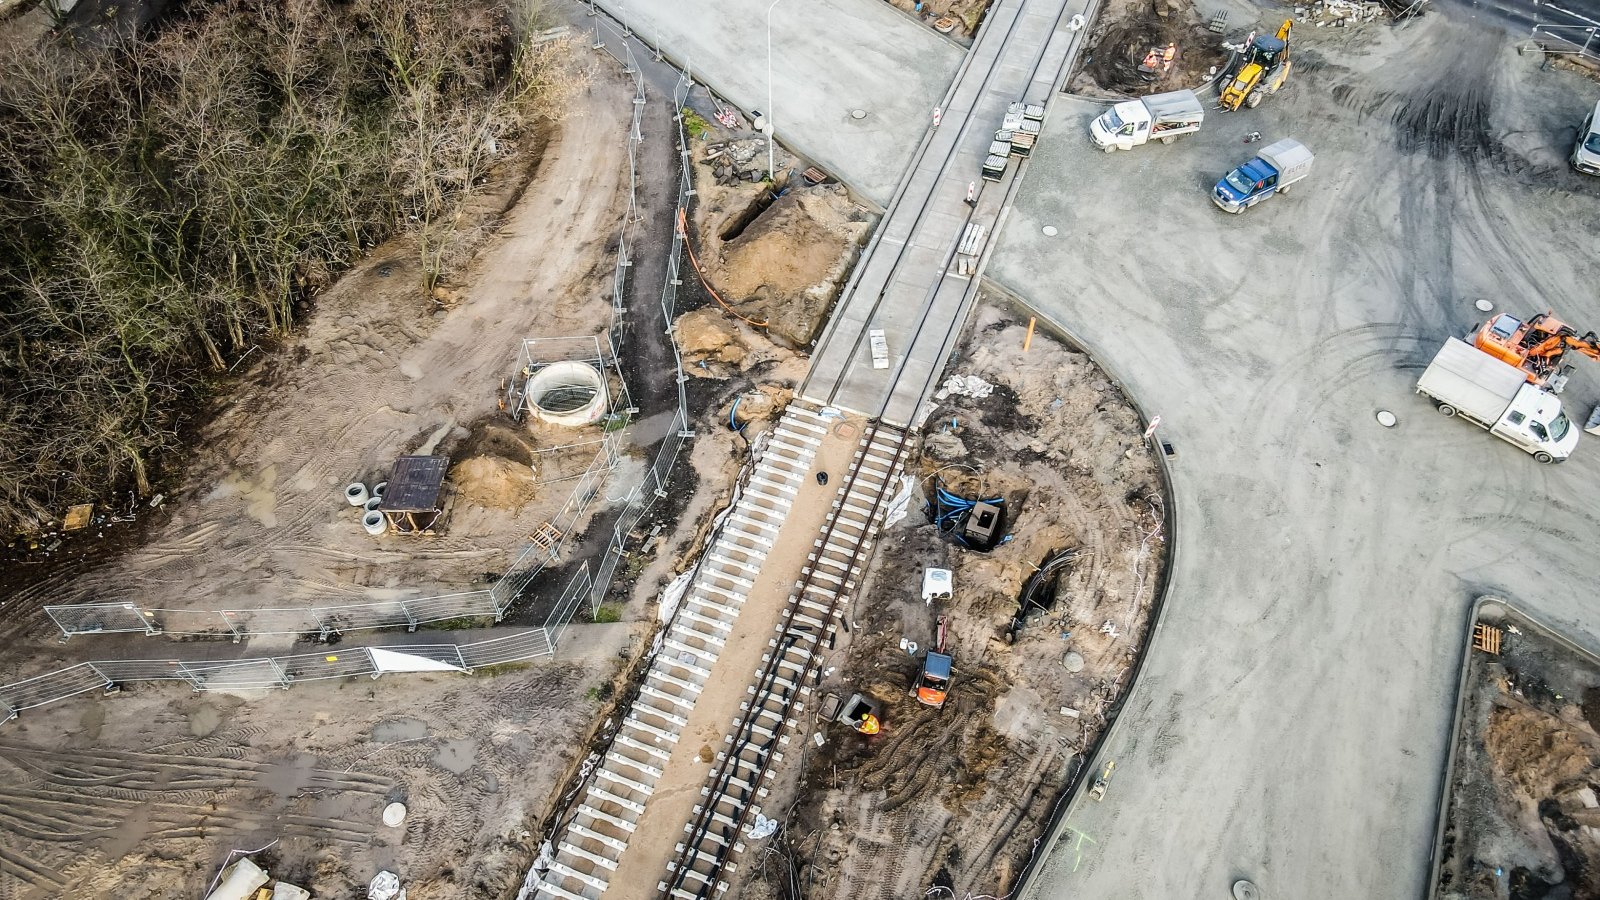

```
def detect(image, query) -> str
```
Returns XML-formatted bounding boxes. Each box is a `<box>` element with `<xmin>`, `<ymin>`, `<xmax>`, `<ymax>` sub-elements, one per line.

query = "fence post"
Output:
<box><xmin>84</xmin><ymin>662</ymin><xmax>118</xmax><ymax>693</ymax></box>
<box><xmin>402</xmin><ymin>600</ymin><xmax>419</xmax><ymax>633</ymax></box>
<box><xmin>219</xmin><ymin>611</ymin><xmax>244</xmax><ymax>643</ymax></box>
<box><xmin>174</xmin><ymin>662</ymin><xmax>206</xmax><ymax>692</ymax></box>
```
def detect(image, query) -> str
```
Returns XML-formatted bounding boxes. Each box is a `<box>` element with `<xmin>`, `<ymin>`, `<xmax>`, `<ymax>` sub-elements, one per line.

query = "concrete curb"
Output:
<box><xmin>979</xmin><ymin>275</ymin><xmax>1178</xmax><ymax>896</ymax></box>
<box><xmin>1423</xmin><ymin>596</ymin><xmax>1600</xmax><ymax>900</ymax></box>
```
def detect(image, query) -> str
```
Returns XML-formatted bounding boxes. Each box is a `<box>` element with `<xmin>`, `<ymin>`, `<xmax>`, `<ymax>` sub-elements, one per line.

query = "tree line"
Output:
<box><xmin>0</xmin><ymin>0</ymin><xmax>569</xmax><ymax>532</ymax></box>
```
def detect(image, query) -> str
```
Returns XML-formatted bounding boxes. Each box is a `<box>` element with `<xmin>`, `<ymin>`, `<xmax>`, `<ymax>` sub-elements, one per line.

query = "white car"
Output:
<box><xmin>1574</xmin><ymin>99</ymin><xmax>1600</xmax><ymax>176</ymax></box>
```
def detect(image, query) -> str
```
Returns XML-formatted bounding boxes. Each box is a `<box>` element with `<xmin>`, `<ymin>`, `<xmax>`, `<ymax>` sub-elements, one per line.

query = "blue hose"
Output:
<box><xmin>729</xmin><ymin>396</ymin><xmax>745</xmax><ymax>432</ymax></box>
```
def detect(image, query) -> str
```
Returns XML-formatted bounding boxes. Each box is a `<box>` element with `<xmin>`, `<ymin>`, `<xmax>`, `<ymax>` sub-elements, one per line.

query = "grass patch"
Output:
<box><xmin>682</xmin><ymin>108</ymin><xmax>711</xmax><ymax>139</ymax></box>
<box><xmin>592</xmin><ymin>605</ymin><xmax>622</xmax><ymax>624</ymax></box>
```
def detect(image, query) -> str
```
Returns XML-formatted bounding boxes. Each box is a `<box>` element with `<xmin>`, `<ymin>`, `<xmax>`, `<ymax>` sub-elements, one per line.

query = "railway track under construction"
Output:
<box><xmin>531</xmin><ymin>0</ymin><xmax>1084</xmax><ymax>897</ymax></box>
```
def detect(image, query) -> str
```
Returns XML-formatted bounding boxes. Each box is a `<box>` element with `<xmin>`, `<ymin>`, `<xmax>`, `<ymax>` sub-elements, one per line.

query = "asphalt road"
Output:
<box><xmin>1436</xmin><ymin>0</ymin><xmax>1600</xmax><ymax>39</ymax></box>
<box><xmin>986</xmin><ymin>11</ymin><xmax>1600</xmax><ymax>899</ymax></box>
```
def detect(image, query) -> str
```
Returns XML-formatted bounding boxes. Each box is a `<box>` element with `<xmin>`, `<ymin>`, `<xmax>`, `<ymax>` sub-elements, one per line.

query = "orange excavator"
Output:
<box><xmin>1472</xmin><ymin>310</ymin><xmax>1600</xmax><ymax>388</ymax></box>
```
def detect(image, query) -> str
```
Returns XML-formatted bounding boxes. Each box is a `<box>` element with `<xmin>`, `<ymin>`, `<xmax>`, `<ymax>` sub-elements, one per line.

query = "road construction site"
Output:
<box><xmin>4</xmin><ymin>0</ymin><xmax>1600</xmax><ymax>897</ymax></box>
<box><xmin>990</xmin><ymin>7</ymin><xmax>1600</xmax><ymax>898</ymax></box>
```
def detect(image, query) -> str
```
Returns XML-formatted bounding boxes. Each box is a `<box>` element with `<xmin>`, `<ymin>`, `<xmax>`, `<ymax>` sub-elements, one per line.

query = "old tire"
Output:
<box><xmin>1246</xmin><ymin>91</ymin><xmax>1263</xmax><ymax>109</ymax></box>
<box><xmin>1437</xmin><ymin>404</ymin><xmax>1457</xmax><ymax>418</ymax></box>
<box><xmin>1535</xmin><ymin>451</ymin><xmax>1554</xmax><ymax>464</ymax></box>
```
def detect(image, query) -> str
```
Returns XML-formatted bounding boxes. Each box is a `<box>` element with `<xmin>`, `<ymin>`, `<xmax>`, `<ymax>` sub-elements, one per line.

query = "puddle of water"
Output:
<box><xmin>485</xmin><ymin>772</ymin><xmax>500</xmax><ymax>794</ymax></box>
<box><xmin>432</xmin><ymin>739</ymin><xmax>477</xmax><ymax>775</ymax></box>
<box><xmin>188</xmin><ymin>703</ymin><xmax>222</xmax><ymax>737</ymax></box>
<box><xmin>255</xmin><ymin>753</ymin><xmax>318</xmax><ymax>797</ymax></box>
<box><xmin>211</xmin><ymin>463</ymin><xmax>279</xmax><ymax>527</ymax></box>
<box><xmin>372</xmin><ymin>718</ymin><xmax>429</xmax><ymax>742</ymax></box>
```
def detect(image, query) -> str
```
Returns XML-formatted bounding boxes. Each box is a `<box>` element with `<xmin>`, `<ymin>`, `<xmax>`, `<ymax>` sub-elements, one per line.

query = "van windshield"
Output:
<box><xmin>1104</xmin><ymin>109</ymin><xmax>1124</xmax><ymax>131</ymax></box>
<box><xmin>1586</xmin><ymin>132</ymin><xmax>1600</xmax><ymax>154</ymax></box>
<box><xmin>1549</xmin><ymin>412</ymin><xmax>1571</xmax><ymax>441</ymax></box>
<box><xmin>1224</xmin><ymin>170</ymin><xmax>1255</xmax><ymax>194</ymax></box>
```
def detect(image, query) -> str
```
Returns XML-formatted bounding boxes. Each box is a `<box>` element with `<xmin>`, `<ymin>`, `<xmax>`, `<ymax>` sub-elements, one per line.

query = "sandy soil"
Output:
<box><xmin>0</xmin><ymin>58</ymin><xmax>634</xmax><ymax>646</ymax></box>
<box><xmin>736</xmin><ymin>301</ymin><xmax>1166</xmax><ymax>900</ymax></box>
<box><xmin>687</xmin><ymin>133</ymin><xmax>873</xmax><ymax>348</ymax></box>
<box><xmin>1437</xmin><ymin>610</ymin><xmax>1600</xmax><ymax>900</ymax></box>
<box><xmin>886</xmin><ymin>0</ymin><xmax>995</xmax><ymax>41</ymax></box>
<box><xmin>0</xmin><ymin>651</ymin><xmax>627</xmax><ymax>900</ymax></box>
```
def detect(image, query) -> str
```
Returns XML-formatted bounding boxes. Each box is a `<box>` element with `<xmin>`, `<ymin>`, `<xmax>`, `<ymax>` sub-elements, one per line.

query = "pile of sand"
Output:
<box><xmin>1485</xmin><ymin>703</ymin><xmax>1593</xmax><ymax>800</ymax></box>
<box><xmin>449</xmin><ymin>455</ymin><xmax>537</xmax><ymax>509</ymax></box>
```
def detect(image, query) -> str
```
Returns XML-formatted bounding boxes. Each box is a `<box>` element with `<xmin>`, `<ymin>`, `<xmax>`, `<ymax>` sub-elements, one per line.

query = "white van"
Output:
<box><xmin>1574</xmin><ymin>99</ymin><xmax>1600</xmax><ymax>176</ymax></box>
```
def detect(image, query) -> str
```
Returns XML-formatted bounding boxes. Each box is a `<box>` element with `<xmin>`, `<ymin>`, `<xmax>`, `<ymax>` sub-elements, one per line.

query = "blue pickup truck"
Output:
<box><xmin>1212</xmin><ymin>138</ymin><xmax>1314</xmax><ymax>214</ymax></box>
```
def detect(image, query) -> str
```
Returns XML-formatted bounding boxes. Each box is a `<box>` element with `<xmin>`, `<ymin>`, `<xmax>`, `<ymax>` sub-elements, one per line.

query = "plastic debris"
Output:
<box><xmin>935</xmin><ymin>373</ymin><xmax>995</xmax><ymax>401</ymax></box>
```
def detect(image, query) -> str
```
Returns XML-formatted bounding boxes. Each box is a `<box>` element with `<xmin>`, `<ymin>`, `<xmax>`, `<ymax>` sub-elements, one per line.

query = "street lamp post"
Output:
<box><xmin>766</xmin><ymin>0</ymin><xmax>784</xmax><ymax>181</ymax></box>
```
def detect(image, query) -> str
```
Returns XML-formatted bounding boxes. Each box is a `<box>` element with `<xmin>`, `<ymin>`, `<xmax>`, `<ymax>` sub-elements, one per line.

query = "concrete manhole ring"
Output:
<box><xmin>1232</xmin><ymin>880</ymin><xmax>1261</xmax><ymax>900</ymax></box>
<box><xmin>834</xmin><ymin>421</ymin><xmax>859</xmax><ymax>439</ymax></box>
<box><xmin>1475</xmin><ymin>298</ymin><xmax>1494</xmax><ymax>312</ymax></box>
<box><xmin>850</xmin><ymin>109</ymin><xmax>868</xmax><ymax>120</ymax></box>
<box><xmin>1042</xmin><ymin>225</ymin><xmax>1059</xmax><ymax>237</ymax></box>
<box><xmin>1376</xmin><ymin>410</ymin><xmax>1398</xmax><ymax>428</ymax></box>
<box><xmin>1062</xmin><ymin>651</ymin><xmax>1085</xmax><ymax>672</ymax></box>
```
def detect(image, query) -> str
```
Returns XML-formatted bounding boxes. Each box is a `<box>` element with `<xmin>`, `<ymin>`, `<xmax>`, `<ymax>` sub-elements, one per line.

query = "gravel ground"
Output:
<box><xmin>987</xmin><ymin>10</ymin><xmax>1600</xmax><ymax>899</ymax></box>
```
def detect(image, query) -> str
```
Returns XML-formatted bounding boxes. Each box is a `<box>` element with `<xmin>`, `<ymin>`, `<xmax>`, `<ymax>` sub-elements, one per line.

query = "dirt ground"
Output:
<box><xmin>733</xmin><ymin>301</ymin><xmax>1166</xmax><ymax>900</ymax></box>
<box><xmin>0</xmin><ymin>51</ymin><xmax>631</xmax><ymax>648</ymax></box>
<box><xmin>1437</xmin><ymin>609</ymin><xmax>1600</xmax><ymax>900</ymax></box>
<box><xmin>0</xmin><ymin>51</ymin><xmax>674</xmax><ymax>900</ymax></box>
<box><xmin>685</xmin><ymin>127</ymin><xmax>874</xmax><ymax>349</ymax></box>
<box><xmin>0</xmin><ymin>656</ymin><xmax>625</xmax><ymax>900</ymax></box>
<box><xmin>885</xmin><ymin>0</ymin><xmax>994</xmax><ymax>42</ymax></box>
<box><xmin>1074</xmin><ymin>0</ymin><xmax>1226</xmax><ymax>96</ymax></box>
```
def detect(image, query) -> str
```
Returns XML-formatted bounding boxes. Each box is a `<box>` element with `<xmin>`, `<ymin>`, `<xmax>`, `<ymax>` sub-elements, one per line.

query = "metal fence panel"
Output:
<box><xmin>0</xmin><ymin>663</ymin><xmax>110</xmax><ymax>711</ymax></box>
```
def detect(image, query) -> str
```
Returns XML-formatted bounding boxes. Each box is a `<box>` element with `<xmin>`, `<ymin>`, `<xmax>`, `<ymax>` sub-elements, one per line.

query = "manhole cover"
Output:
<box><xmin>1042</xmin><ymin>225</ymin><xmax>1059</xmax><ymax>237</ymax></box>
<box><xmin>834</xmin><ymin>421</ymin><xmax>859</xmax><ymax>439</ymax></box>
<box><xmin>382</xmin><ymin>802</ymin><xmax>407</xmax><ymax>827</ymax></box>
<box><xmin>1376</xmin><ymin>410</ymin><xmax>1397</xmax><ymax>428</ymax></box>
<box><xmin>1475</xmin><ymin>298</ymin><xmax>1494</xmax><ymax>312</ymax></box>
<box><xmin>1062</xmin><ymin>651</ymin><xmax>1085</xmax><ymax>672</ymax></box>
<box><xmin>850</xmin><ymin>109</ymin><xmax>868</xmax><ymax>120</ymax></box>
<box><xmin>1232</xmin><ymin>880</ymin><xmax>1261</xmax><ymax>900</ymax></box>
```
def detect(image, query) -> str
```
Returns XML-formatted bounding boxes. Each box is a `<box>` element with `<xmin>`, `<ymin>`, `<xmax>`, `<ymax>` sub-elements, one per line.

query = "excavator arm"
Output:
<box><xmin>1473</xmin><ymin>311</ymin><xmax>1600</xmax><ymax>384</ymax></box>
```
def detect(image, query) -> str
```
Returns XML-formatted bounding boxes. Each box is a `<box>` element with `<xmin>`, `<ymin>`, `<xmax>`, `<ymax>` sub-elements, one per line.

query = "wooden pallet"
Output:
<box><xmin>1473</xmin><ymin>623</ymin><xmax>1503</xmax><ymax>655</ymax></box>
<box><xmin>529</xmin><ymin>521</ymin><xmax>563</xmax><ymax>554</ymax></box>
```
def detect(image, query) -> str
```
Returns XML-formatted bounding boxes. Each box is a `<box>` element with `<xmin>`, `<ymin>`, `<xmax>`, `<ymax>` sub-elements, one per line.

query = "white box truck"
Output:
<box><xmin>1089</xmin><ymin>90</ymin><xmax>1204</xmax><ymax>152</ymax></box>
<box><xmin>1416</xmin><ymin>337</ymin><xmax>1579</xmax><ymax>463</ymax></box>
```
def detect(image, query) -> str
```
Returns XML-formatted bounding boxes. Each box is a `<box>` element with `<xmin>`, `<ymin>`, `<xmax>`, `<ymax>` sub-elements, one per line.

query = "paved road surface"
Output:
<box><xmin>802</xmin><ymin>0</ymin><xmax>1087</xmax><ymax>424</ymax></box>
<box><xmin>586</xmin><ymin>0</ymin><xmax>961</xmax><ymax>204</ymax></box>
<box><xmin>988</xmin><ymin>15</ymin><xmax>1600</xmax><ymax>898</ymax></box>
<box><xmin>1438</xmin><ymin>0</ymin><xmax>1600</xmax><ymax>39</ymax></box>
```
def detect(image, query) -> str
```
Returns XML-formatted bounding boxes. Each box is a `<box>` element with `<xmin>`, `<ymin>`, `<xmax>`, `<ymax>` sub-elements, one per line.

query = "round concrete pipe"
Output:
<box><xmin>345</xmin><ymin>483</ymin><xmax>370</xmax><ymax>507</ymax></box>
<box><xmin>364</xmin><ymin>496</ymin><xmax>384</xmax><ymax>512</ymax></box>
<box><xmin>362</xmin><ymin>510</ymin><xmax>387</xmax><ymax>535</ymax></box>
<box><xmin>373</xmin><ymin>481</ymin><xmax>388</xmax><ymax>499</ymax></box>
<box><xmin>524</xmin><ymin>361</ymin><xmax>608</xmax><ymax>427</ymax></box>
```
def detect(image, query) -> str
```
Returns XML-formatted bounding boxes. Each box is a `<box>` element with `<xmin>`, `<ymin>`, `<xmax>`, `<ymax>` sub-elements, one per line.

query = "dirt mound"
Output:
<box><xmin>690</xmin><ymin>151</ymin><xmax>871</xmax><ymax>348</ymax></box>
<box><xmin>450</xmin><ymin>455</ymin><xmax>537</xmax><ymax>509</ymax></box>
<box><xmin>673</xmin><ymin>308</ymin><xmax>798</xmax><ymax>379</ymax></box>
<box><xmin>1487</xmin><ymin>703</ymin><xmax>1595</xmax><ymax>800</ymax></box>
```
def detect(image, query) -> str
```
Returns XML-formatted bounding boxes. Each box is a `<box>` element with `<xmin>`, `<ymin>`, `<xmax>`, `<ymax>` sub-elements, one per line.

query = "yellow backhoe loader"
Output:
<box><xmin>1219</xmin><ymin>20</ymin><xmax>1292</xmax><ymax>111</ymax></box>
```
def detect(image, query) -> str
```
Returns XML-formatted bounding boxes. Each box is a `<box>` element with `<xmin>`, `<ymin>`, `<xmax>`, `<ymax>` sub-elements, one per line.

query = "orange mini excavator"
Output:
<box><xmin>1472</xmin><ymin>310</ymin><xmax>1600</xmax><ymax>388</ymax></box>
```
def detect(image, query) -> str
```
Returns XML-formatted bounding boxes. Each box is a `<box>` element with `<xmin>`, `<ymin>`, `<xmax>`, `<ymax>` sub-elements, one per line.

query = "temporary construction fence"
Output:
<box><xmin>2</xmin><ymin>565</ymin><xmax>592</xmax><ymax>725</ymax></box>
<box><xmin>1530</xmin><ymin>24</ymin><xmax>1600</xmax><ymax>63</ymax></box>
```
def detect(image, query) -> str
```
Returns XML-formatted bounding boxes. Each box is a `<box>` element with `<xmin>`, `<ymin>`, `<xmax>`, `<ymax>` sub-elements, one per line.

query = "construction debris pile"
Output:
<box><xmin>1298</xmin><ymin>0</ymin><xmax>1389</xmax><ymax>27</ymax></box>
<box><xmin>703</xmin><ymin>138</ymin><xmax>779</xmax><ymax>185</ymax></box>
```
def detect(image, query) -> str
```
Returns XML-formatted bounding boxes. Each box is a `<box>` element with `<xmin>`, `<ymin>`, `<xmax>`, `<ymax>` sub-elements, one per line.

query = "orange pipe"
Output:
<box><xmin>677</xmin><ymin>209</ymin><xmax>769</xmax><ymax>329</ymax></box>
